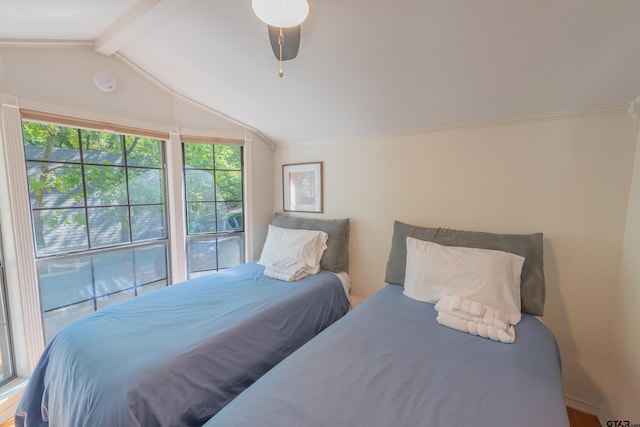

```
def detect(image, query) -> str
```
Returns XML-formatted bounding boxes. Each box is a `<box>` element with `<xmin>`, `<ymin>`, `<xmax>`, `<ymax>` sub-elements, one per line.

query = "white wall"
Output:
<box><xmin>599</xmin><ymin>122</ymin><xmax>640</xmax><ymax>424</ymax></box>
<box><xmin>273</xmin><ymin>110</ymin><xmax>638</xmax><ymax>411</ymax></box>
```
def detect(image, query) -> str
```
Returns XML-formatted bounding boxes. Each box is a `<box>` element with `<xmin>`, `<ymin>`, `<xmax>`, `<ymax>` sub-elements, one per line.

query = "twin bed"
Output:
<box><xmin>17</xmin><ymin>217</ymin><xmax>570</xmax><ymax>427</ymax></box>
<box><xmin>16</xmin><ymin>214</ymin><xmax>351</xmax><ymax>427</ymax></box>
<box><xmin>206</xmin><ymin>221</ymin><xmax>569</xmax><ymax>427</ymax></box>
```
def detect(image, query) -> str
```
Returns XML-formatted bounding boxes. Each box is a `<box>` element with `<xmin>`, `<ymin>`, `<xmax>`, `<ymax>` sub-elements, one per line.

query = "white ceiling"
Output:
<box><xmin>1</xmin><ymin>0</ymin><xmax>640</xmax><ymax>144</ymax></box>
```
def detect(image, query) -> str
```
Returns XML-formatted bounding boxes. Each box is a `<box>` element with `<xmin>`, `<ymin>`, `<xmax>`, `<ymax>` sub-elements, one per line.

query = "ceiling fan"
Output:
<box><xmin>252</xmin><ymin>0</ymin><xmax>309</xmax><ymax>77</ymax></box>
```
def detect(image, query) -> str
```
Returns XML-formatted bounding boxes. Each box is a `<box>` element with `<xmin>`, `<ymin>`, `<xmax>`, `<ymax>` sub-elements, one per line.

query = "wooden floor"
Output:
<box><xmin>0</xmin><ymin>407</ymin><xmax>602</xmax><ymax>427</ymax></box>
<box><xmin>567</xmin><ymin>407</ymin><xmax>602</xmax><ymax>427</ymax></box>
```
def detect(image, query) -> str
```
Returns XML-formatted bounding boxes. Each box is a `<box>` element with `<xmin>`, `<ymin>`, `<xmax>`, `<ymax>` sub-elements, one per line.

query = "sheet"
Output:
<box><xmin>16</xmin><ymin>262</ymin><xmax>349</xmax><ymax>427</ymax></box>
<box><xmin>206</xmin><ymin>284</ymin><xmax>569</xmax><ymax>427</ymax></box>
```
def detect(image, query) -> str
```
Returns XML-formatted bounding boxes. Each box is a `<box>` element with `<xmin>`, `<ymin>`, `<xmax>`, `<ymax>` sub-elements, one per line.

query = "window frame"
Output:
<box><xmin>182</xmin><ymin>140</ymin><xmax>245</xmax><ymax>278</ymax></box>
<box><xmin>0</xmin><ymin>224</ymin><xmax>16</xmax><ymax>387</ymax></box>
<box><xmin>20</xmin><ymin>118</ymin><xmax>173</xmax><ymax>341</ymax></box>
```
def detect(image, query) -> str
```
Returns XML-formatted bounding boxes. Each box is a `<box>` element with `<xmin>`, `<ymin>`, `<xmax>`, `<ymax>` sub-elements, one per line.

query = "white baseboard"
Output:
<box><xmin>565</xmin><ymin>394</ymin><xmax>600</xmax><ymax>415</ymax></box>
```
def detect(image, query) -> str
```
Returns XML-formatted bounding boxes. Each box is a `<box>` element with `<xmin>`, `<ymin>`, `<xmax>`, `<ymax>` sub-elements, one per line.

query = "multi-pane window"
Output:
<box><xmin>22</xmin><ymin>121</ymin><xmax>169</xmax><ymax>341</ymax></box>
<box><xmin>0</xmin><ymin>225</ymin><xmax>15</xmax><ymax>385</ymax></box>
<box><xmin>183</xmin><ymin>142</ymin><xmax>244</xmax><ymax>277</ymax></box>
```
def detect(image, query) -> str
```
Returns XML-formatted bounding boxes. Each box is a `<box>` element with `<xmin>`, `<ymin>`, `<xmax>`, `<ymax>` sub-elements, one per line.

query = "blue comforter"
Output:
<box><xmin>16</xmin><ymin>262</ymin><xmax>349</xmax><ymax>427</ymax></box>
<box><xmin>206</xmin><ymin>284</ymin><xmax>569</xmax><ymax>427</ymax></box>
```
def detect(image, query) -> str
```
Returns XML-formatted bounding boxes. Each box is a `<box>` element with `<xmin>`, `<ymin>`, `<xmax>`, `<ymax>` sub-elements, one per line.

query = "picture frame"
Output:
<box><xmin>282</xmin><ymin>162</ymin><xmax>323</xmax><ymax>213</ymax></box>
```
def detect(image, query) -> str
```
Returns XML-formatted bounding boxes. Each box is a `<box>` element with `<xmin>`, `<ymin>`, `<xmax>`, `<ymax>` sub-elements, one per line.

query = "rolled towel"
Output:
<box><xmin>437</xmin><ymin>294</ymin><xmax>512</xmax><ymax>332</ymax></box>
<box><xmin>436</xmin><ymin>311</ymin><xmax>515</xmax><ymax>344</ymax></box>
<box><xmin>481</xmin><ymin>306</ymin><xmax>509</xmax><ymax>331</ymax></box>
<box><xmin>450</xmin><ymin>295</ymin><xmax>485</xmax><ymax>318</ymax></box>
<box><xmin>473</xmin><ymin>320</ymin><xmax>514</xmax><ymax>344</ymax></box>
<box><xmin>468</xmin><ymin>300</ymin><xmax>483</xmax><ymax>318</ymax></box>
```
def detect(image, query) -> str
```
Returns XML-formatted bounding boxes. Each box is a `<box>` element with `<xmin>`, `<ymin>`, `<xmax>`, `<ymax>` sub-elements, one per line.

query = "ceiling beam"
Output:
<box><xmin>95</xmin><ymin>0</ymin><xmax>192</xmax><ymax>56</ymax></box>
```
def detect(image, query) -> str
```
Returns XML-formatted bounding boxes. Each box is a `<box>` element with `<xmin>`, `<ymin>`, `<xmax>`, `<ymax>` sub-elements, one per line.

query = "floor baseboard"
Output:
<box><xmin>565</xmin><ymin>394</ymin><xmax>600</xmax><ymax>416</ymax></box>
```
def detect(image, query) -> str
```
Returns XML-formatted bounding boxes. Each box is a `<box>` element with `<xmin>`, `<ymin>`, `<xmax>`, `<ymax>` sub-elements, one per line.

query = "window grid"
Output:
<box><xmin>22</xmin><ymin>121</ymin><xmax>171</xmax><ymax>342</ymax></box>
<box><xmin>37</xmin><ymin>243</ymin><xmax>168</xmax><ymax>309</ymax></box>
<box><xmin>25</xmin><ymin>130</ymin><xmax>166</xmax><ymax>258</ymax></box>
<box><xmin>183</xmin><ymin>143</ymin><xmax>244</xmax><ymax>278</ymax></box>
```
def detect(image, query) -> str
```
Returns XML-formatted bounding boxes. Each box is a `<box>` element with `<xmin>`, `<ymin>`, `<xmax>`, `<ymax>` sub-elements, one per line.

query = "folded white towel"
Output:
<box><xmin>264</xmin><ymin>268</ymin><xmax>308</xmax><ymax>282</ymax></box>
<box><xmin>264</xmin><ymin>258</ymin><xmax>311</xmax><ymax>282</ymax></box>
<box><xmin>271</xmin><ymin>258</ymin><xmax>307</xmax><ymax>272</ymax></box>
<box><xmin>436</xmin><ymin>294</ymin><xmax>511</xmax><ymax>332</ymax></box>
<box><xmin>436</xmin><ymin>311</ymin><xmax>515</xmax><ymax>344</ymax></box>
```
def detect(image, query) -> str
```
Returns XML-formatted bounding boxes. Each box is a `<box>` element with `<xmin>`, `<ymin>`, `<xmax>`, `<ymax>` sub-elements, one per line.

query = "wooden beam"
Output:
<box><xmin>95</xmin><ymin>0</ymin><xmax>192</xmax><ymax>56</ymax></box>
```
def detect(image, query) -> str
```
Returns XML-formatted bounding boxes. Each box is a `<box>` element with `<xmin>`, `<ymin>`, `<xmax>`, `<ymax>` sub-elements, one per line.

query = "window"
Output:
<box><xmin>22</xmin><ymin>121</ymin><xmax>169</xmax><ymax>342</ymax></box>
<box><xmin>0</xmin><ymin>225</ymin><xmax>15</xmax><ymax>386</ymax></box>
<box><xmin>183</xmin><ymin>142</ymin><xmax>244</xmax><ymax>277</ymax></box>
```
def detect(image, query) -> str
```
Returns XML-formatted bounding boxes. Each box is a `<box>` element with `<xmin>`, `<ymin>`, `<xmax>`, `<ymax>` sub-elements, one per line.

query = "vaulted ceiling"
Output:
<box><xmin>1</xmin><ymin>0</ymin><xmax>639</xmax><ymax>144</ymax></box>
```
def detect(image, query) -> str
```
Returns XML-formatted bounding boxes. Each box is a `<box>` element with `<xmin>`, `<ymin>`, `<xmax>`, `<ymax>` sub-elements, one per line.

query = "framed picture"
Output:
<box><xmin>282</xmin><ymin>162</ymin><xmax>323</xmax><ymax>213</ymax></box>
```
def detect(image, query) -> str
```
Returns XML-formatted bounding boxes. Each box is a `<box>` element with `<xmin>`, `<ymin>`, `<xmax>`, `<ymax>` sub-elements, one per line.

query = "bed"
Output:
<box><xmin>15</xmin><ymin>214</ymin><xmax>351</xmax><ymax>427</ymax></box>
<box><xmin>204</xmin><ymin>221</ymin><xmax>570</xmax><ymax>427</ymax></box>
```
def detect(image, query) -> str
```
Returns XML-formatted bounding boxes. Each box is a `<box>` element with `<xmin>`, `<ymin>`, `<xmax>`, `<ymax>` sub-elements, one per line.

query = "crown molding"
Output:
<box><xmin>277</xmin><ymin>104</ymin><xmax>630</xmax><ymax>148</ymax></box>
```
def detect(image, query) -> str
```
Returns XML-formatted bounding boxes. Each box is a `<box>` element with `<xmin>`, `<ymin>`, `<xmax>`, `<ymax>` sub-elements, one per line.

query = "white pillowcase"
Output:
<box><xmin>258</xmin><ymin>225</ymin><xmax>328</xmax><ymax>274</ymax></box>
<box><xmin>403</xmin><ymin>237</ymin><xmax>525</xmax><ymax>325</ymax></box>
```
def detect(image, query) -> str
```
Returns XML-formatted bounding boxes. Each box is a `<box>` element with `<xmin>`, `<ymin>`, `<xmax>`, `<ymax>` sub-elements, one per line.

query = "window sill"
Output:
<box><xmin>0</xmin><ymin>378</ymin><xmax>28</xmax><ymax>424</ymax></box>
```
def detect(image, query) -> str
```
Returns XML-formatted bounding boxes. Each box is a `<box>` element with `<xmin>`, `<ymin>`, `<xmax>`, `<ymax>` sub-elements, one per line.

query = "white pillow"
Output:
<box><xmin>403</xmin><ymin>237</ymin><xmax>525</xmax><ymax>324</ymax></box>
<box><xmin>258</xmin><ymin>225</ymin><xmax>328</xmax><ymax>274</ymax></box>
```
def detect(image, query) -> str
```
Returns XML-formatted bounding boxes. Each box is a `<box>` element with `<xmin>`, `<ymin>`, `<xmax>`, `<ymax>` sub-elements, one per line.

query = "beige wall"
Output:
<box><xmin>0</xmin><ymin>45</ymin><xmax>242</xmax><ymax>136</ymax></box>
<box><xmin>246</xmin><ymin>133</ymin><xmax>276</xmax><ymax>261</ymax></box>
<box><xmin>273</xmin><ymin>110</ymin><xmax>638</xmax><ymax>411</ymax></box>
<box><xmin>599</xmin><ymin>123</ymin><xmax>640</xmax><ymax>423</ymax></box>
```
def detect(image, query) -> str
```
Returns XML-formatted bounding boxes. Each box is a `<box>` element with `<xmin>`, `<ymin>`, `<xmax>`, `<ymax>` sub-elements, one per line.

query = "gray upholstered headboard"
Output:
<box><xmin>385</xmin><ymin>221</ymin><xmax>545</xmax><ymax>316</ymax></box>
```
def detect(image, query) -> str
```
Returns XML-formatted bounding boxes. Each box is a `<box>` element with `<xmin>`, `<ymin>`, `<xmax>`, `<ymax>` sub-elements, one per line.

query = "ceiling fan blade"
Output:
<box><xmin>268</xmin><ymin>25</ymin><xmax>301</xmax><ymax>61</ymax></box>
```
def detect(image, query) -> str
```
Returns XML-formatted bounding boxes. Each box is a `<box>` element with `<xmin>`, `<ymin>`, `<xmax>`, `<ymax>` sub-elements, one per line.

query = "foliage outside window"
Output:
<box><xmin>0</xmin><ymin>225</ymin><xmax>15</xmax><ymax>386</ymax></box>
<box><xmin>183</xmin><ymin>142</ymin><xmax>244</xmax><ymax>277</ymax></box>
<box><xmin>22</xmin><ymin>121</ymin><xmax>169</xmax><ymax>341</ymax></box>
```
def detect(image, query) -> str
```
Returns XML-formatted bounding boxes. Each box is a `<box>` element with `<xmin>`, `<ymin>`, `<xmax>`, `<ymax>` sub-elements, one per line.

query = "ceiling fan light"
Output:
<box><xmin>252</xmin><ymin>0</ymin><xmax>309</xmax><ymax>28</ymax></box>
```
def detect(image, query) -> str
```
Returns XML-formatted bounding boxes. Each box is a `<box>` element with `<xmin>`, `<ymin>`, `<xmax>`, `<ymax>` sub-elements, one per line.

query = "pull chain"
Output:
<box><xmin>278</xmin><ymin>27</ymin><xmax>284</xmax><ymax>77</ymax></box>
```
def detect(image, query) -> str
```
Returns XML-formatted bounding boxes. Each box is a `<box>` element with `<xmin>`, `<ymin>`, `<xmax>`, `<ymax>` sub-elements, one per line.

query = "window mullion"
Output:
<box><xmin>166</xmin><ymin>131</ymin><xmax>187</xmax><ymax>283</ymax></box>
<box><xmin>78</xmin><ymin>129</ymin><xmax>93</xmax><ymax>250</ymax></box>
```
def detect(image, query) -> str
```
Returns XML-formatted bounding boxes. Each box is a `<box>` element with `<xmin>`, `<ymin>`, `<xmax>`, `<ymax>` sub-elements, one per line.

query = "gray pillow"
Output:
<box><xmin>385</xmin><ymin>221</ymin><xmax>545</xmax><ymax>316</ymax></box>
<box><xmin>272</xmin><ymin>213</ymin><xmax>350</xmax><ymax>273</ymax></box>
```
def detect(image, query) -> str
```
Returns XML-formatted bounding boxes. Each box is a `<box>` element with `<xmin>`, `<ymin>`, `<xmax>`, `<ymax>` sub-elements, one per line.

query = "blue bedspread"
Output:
<box><xmin>206</xmin><ymin>284</ymin><xmax>569</xmax><ymax>427</ymax></box>
<box><xmin>16</xmin><ymin>262</ymin><xmax>349</xmax><ymax>427</ymax></box>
